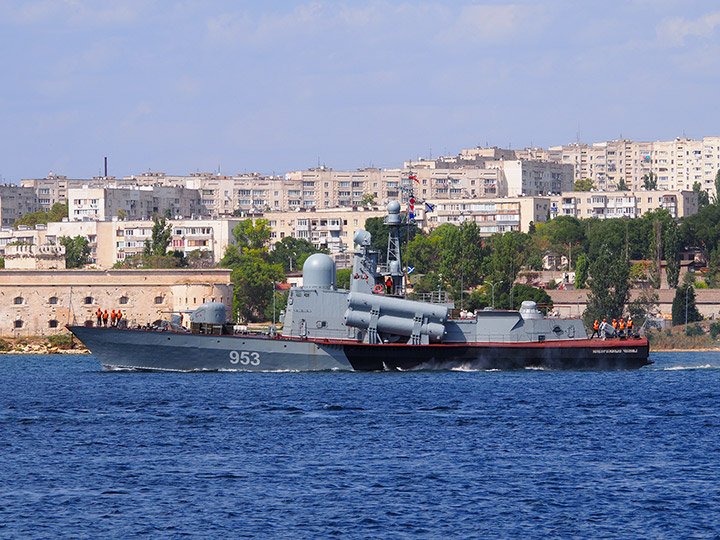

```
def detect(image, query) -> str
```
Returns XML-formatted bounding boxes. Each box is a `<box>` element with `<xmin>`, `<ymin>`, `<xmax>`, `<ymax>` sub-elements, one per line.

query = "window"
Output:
<box><xmin>84</xmin><ymin>296</ymin><xmax>94</xmax><ymax>304</ymax></box>
<box><xmin>14</xmin><ymin>320</ymin><xmax>23</xmax><ymax>329</ymax></box>
<box><xmin>49</xmin><ymin>296</ymin><xmax>59</xmax><ymax>305</ymax></box>
<box><xmin>119</xmin><ymin>296</ymin><xmax>129</xmax><ymax>305</ymax></box>
<box><xmin>13</xmin><ymin>296</ymin><xmax>23</xmax><ymax>305</ymax></box>
<box><xmin>49</xmin><ymin>320</ymin><xmax>59</xmax><ymax>328</ymax></box>
<box><xmin>155</xmin><ymin>296</ymin><xmax>164</xmax><ymax>304</ymax></box>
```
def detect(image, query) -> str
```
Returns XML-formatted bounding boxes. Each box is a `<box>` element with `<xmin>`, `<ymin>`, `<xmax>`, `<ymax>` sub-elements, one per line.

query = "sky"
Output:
<box><xmin>1</xmin><ymin>0</ymin><xmax>720</xmax><ymax>182</ymax></box>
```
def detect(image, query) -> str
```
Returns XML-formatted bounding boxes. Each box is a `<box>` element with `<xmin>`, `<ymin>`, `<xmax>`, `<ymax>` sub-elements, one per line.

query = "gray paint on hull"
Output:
<box><xmin>70</xmin><ymin>327</ymin><xmax>352</xmax><ymax>371</ymax></box>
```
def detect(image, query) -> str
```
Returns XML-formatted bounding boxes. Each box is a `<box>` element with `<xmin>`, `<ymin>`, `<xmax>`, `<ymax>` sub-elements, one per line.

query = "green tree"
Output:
<box><xmin>584</xmin><ymin>249</ymin><xmax>631</xmax><ymax>324</ymax></box>
<box><xmin>706</xmin><ymin>246</ymin><xmax>720</xmax><ymax>287</ymax></box>
<box><xmin>693</xmin><ymin>181</ymin><xmax>709</xmax><ymax>208</ymax></box>
<box><xmin>360</xmin><ymin>193</ymin><xmax>376</xmax><ymax>206</ymax></box>
<box><xmin>574</xmin><ymin>178</ymin><xmax>595</xmax><ymax>191</ymax></box>
<box><xmin>617</xmin><ymin>178</ymin><xmax>630</xmax><ymax>191</ymax></box>
<box><xmin>48</xmin><ymin>202</ymin><xmax>68</xmax><ymax>222</ymax></box>
<box><xmin>0</xmin><ymin>257</ymin><xmax>4</xmax><ymax>269</ymax></box>
<box><xmin>406</xmin><ymin>232</ymin><xmax>442</xmax><ymax>274</ymax></box>
<box><xmin>438</xmin><ymin>221</ymin><xmax>487</xmax><ymax>300</ymax></box>
<box><xmin>642</xmin><ymin>172</ymin><xmax>658</xmax><ymax>190</ymax></box>
<box><xmin>144</xmin><ymin>215</ymin><xmax>172</xmax><ymax>256</ymax></box>
<box><xmin>270</xmin><ymin>236</ymin><xmax>324</xmax><ymax>272</ymax></box>
<box><xmin>663</xmin><ymin>219</ymin><xmax>681</xmax><ymax>288</ymax></box>
<box><xmin>59</xmin><ymin>236</ymin><xmax>91</xmax><ymax>268</ymax></box>
<box><xmin>13</xmin><ymin>202</ymin><xmax>68</xmax><ymax>228</ymax></box>
<box><xmin>671</xmin><ymin>284</ymin><xmax>701</xmax><ymax>326</ymax></box>
<box><xmin>575</xmin><ymin>253</ymin><xmax>589</xmax><ymax>289</ymax></box>
<box><xmin>486</xmin><ymin>231</ymin><xmax>529</xmax><ymax>308</ymax></box>
<box><xmin>510</xmin><ymin>284</ymin><xmax>553</xmax><ymax>314</ymax></box>
<box><xmin>225</xmin><ymin>251</ymin><xmax>286</xmax><ymax>322</ymax></box>
<box><xmin>233</xmin><ymin>218</ymin><xmax>272</xmax><ymax>251</ymax></box>
<box><xmin>336</xmin><ymin>268</ymin><xmax>352</xmax><ymax>290</ymax></box>
<box><xmin>715</xmin><ymin>169</ymin><xmax>720</xmax><ymax>204</ymax></box>
<box><xmin>627</xmin><ymin>289</ymin><xmax>660</xmax><ymax>327</ymax></box>
<box><xmin>680</xmin><ymin>203</ymin><xmax>720</xmax><ymax>253</ymax></box>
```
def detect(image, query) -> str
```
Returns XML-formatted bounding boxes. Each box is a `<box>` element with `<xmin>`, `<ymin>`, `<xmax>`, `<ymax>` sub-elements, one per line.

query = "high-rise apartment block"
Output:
<box><xmin>0</xmin><ymin>185</ymin><xmax>38</xmax><ymax>226</ymax></box>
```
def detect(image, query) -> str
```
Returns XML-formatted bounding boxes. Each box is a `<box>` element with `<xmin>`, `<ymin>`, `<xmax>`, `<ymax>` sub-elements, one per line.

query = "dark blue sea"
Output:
<box><xmin>1</xmin><ymin>353</ymin><xmax>720</xmax><ymax>540</ymax></box>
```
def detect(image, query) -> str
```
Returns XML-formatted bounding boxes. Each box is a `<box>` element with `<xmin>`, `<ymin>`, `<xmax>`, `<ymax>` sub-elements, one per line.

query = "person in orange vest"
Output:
<box><xmin>619</xmin><ymin>317</ymin><xmax>626</xmax><ymax>337</ymax></box>
<box><xmin>385</xmin><ymin>276</ymin><xmax>393</xmax><ymax>294</ymax></box>
<box><xmin>96</xmin><ymin>308</ymin><xmax>102</xmax><ymax>327</ymax></box>
<box><xmin>627</xmin><ymin>317</ymin><xmax>633</xmax><ymax>336</ymax></box>
<box><xmin>116</xmin><ymin>309</ymin><xmax>123</xmax><ymax>327</ymax></box>
<box><xmin>111</xmin><ymin>309</ymin><xmax>117</xmax><ymax>327</ymax></box>
<box><xmin>102</xmin><ymin>309</ymin><xmax>109</xmax><ymax>327</ymax></box>
<box><xmin>591</xmin><ymin>319</ymin><xmax>600</xmax><ymax>339</ymax></box>
<box><xmin>612</xmin><ymin>318</ymin><xmax>618</xmax><ymax>330</ymax></box>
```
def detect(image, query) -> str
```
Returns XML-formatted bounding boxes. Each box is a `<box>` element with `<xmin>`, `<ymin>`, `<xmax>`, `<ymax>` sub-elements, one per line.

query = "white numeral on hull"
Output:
<box><xmin>229</xmin><ymin>350</ymin><xmax>261</xmax><ymax>366</ymax></box>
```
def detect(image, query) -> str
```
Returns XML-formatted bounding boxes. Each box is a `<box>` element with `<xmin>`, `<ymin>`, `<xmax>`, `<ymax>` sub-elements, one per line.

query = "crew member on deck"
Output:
<box><xmin>110</xmin><ymin>309</ymin><xmax>117</xmax><ymax>327</ymax></box>
<box><xmin>102</xmin><ymin>309</ymin><xmax>109</xmax><ymax>327</ymax></box>
<box><xmin>96</xmin><ymin>308</ymin><xmax>102</xmax><ymax>327</ymax></box>
<box><xmin>117</xmin><ymin>310</ymin><xmax>123</xmax><ymax>327</ymax></box>
<box><xmin>619</xmin><ymin>318</ymin><xmax>626</xmax><ymax>337</ymax></box>
<box><xmin>627</xmin><ymin>317</ymin><xmax>633</xmax><ymax>336</ymax></box>
<box><xmin>385</xmin><ymin>276</ymin><xmax>393</xmax><ymax>294</ymax></box>
<box><xmin>591</xmin><ymin>319</ymin><xmax>600</xmax><ymax>339</ymax></box>
<box><xmin>612</xmin><ymin>318</ymin><xmax>618</xmax><ymax>332</ymax></box>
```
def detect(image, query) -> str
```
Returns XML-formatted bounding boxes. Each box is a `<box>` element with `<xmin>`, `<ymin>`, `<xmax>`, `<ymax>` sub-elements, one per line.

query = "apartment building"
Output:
<box><xmin>547</xmin><ymin>137</ymin><xmax>720</xmax><ymax>194</ymax></box>
<box><xmin>404</xmin><ymin>155</ymin><xmax>573</xmax><ymax>197</ymax></box>
<box><xmin>548</xmin><ymin>190</ymin><xmax>698</xmax><ymax>220</ymax></box>
<box><xmin>416</xmin><ymin>197</ymin><xmax>551</xmax><ymax>235</ymax></box>
<box><xmin>263</xmin><ymin>206</ymin><xmax>386</xmax><ymax>255</ymax></box>
<box><xmin>68</xmin><ymin>186</ymin><xmax>203</xmax><ymax>221</ymax></box>
<box><xmin>0</xmin><ymin>185</ymin><xmax>39</xmax><ymax>226</ymax></box>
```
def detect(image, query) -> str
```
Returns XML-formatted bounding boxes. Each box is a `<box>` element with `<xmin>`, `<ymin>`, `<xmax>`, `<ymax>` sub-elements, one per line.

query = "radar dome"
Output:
<box><xmin>386</xmin><ymin>200</ymin><xmax>402</xmax><ymax>225</ymax></box>
<box><xmin>303</xmin><ymin>253</ymin><xmax>336</xmax><ymax>289</ymax></box>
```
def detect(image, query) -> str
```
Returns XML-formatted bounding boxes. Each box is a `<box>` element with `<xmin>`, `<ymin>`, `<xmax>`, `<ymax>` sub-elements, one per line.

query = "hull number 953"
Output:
<box><xmin>229</xmin><ymin>350</ymin><xmax>261</xmax><ymax>366</ymax></box>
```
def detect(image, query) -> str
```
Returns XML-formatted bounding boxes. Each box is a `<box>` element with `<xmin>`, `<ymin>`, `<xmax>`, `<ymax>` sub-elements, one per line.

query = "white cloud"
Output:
<box><xmin>657</xmin><ymin>12</ymin><xmax>720</xmax><ymax>47</ymax></box>
<box><xmin>435</xmin><ymin>3</ymin><xmax>543</xmax><ymax>45</ymax></box>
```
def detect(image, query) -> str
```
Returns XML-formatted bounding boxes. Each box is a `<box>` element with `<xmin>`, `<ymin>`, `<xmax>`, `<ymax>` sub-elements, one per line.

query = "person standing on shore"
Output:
<box><xmin>102</xmin><ymin>310</ymin><xmax>109</xmax><ymax>327</ymax></box>
<box><xmin>96</xmin><ymin>308</ymin><xmax>102</xmax><ymax>327</ymax></box>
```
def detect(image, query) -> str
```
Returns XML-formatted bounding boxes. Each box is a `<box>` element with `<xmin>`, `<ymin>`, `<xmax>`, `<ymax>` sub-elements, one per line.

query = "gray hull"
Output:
<box><xmin>69</xmin><ymin>326</ymin><xmax>352</xmax><ymax>371</ymax></box>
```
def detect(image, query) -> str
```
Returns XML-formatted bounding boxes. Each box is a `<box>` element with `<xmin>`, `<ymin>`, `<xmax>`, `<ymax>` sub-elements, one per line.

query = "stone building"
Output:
<box><xmin>4</xmin><ymin>244</ymin><xmax>65</xmax><ymax>269</ymax></box>
<box><xmin>0</xmin><ymin>269</ymin><xmax>233</xmax><ymax>337</ymax></box>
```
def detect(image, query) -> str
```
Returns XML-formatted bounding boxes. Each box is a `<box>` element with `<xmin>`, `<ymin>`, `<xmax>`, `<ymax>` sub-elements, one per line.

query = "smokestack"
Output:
<box><xmin>104</xmin><ymin>157</ymin><xmax>107</xmax><ymax>177</ymax></box>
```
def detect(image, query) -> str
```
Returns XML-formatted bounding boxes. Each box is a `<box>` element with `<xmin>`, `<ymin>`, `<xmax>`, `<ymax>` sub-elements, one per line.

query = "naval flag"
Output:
<box><xmin>425</xmin><ymin>202</ymin><xmax>435</xmax><ymax>213</ymax></box>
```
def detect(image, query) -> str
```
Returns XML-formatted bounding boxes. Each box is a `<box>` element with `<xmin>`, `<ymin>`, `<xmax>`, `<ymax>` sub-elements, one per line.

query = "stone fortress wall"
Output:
<box><xmin>0</xmin><ymin>269</ymin><xmax>233</xmax><ymax>337</ymax></box>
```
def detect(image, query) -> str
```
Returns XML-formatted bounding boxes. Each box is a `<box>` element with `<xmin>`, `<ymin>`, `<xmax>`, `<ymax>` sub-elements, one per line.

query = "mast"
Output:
<box><xmin>384</xmin><ymin>201</ymin><xmax>403</xmax><ymax>295</ymax></box>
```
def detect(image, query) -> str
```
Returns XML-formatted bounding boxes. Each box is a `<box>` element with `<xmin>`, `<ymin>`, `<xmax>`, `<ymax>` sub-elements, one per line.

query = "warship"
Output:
<box><xmin>68</xmin><ymin>201</ymin><xmax>650</xmax><ymax>371</ymax></box>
